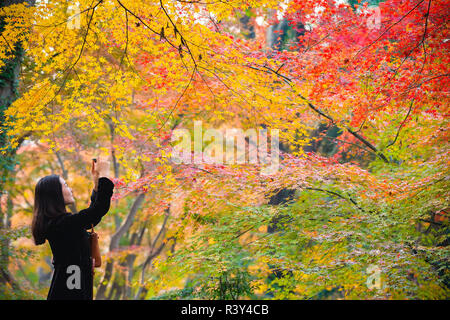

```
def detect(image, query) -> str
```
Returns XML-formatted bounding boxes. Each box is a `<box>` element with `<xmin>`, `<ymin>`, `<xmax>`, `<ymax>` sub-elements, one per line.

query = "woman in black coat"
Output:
<box><xmin>32</xmin><ymin>158</ymin><xmax>114</xmax><ymax>300</ymax></box>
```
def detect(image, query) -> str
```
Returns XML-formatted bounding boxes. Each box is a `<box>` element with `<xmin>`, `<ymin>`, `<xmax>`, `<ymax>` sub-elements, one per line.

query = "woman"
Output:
<box><xmin>32</xmin><ymin>158</ymin><xmax>114</xmax><ymax>300</ymax></box>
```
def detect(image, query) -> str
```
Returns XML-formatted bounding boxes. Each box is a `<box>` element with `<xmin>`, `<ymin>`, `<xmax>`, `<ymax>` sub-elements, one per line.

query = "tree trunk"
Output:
<box><xmin>95</xmin><ymin>193</ymin><xmax>146</xmax><ymax>299</ymax></box>
<box><xmin>0</xmin><ymin>0</ymin><xmax>35</xmax><ymax>288</ymax></box>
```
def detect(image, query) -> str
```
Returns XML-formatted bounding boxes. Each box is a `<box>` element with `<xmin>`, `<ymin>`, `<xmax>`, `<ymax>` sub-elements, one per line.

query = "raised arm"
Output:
<box><xmin>88</xmin><ymin>189</ymin><xmax>100</xmax><ymax>227</ymax></box>
<box><xmin>60</xmin><ymin>158</ymin><xmax>114</xmax><ymax>230</ymax></box>
<box><xmin>85</xmin><ymin>188</ymin><xmax>100</xmax><ymax>227</ymax></box>
<box><xmin>61</xmin><ymin>177</ymin><xmax>114</xmax><ymax>230</ymax></box>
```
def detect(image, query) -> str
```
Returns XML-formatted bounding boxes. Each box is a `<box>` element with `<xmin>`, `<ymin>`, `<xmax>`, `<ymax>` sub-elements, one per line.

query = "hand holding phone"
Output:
<box><xmin>91</xmin><ymin>157</ymin><xmax>111</xmax><ymax>190</ymax></box>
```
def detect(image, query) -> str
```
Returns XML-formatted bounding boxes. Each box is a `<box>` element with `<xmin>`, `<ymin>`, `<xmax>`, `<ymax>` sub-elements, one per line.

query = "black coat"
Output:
<box><xmin>45</xmin><ymin>177</ymin><xmax>115</xmax><ymax>300</ymax></box>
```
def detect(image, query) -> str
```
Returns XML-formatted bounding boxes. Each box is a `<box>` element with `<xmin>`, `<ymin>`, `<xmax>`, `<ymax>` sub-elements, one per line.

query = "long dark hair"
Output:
<box><xmin>32</xmin><ymin>174</ymin><xmax>68</xmax><ymax>245</ymax></box>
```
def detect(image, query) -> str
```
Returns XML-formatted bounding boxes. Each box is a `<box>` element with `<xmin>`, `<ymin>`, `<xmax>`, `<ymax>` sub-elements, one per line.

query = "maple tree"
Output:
<box><xmin>0</xmin><ymin>0</ymin><xmax>448</xmax><ymax>299</ymax></box>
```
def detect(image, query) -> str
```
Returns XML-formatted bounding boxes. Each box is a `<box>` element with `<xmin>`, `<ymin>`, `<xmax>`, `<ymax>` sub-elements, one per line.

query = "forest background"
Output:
<box><xmin>0</xmin><ymin>0</ymin><xmax>448</xmax><ymax>299</ymax></box>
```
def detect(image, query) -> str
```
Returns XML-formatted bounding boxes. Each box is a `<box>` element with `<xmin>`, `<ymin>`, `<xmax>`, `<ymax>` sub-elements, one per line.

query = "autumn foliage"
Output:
<box><xmin>0</xmin><ymin>0</ymin><xmax>448</xmax><ymax>299</ymax></box>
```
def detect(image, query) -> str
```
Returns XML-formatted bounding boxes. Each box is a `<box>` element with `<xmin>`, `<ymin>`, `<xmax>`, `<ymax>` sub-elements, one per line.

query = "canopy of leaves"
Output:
<box><xmin>0</xmin><ymin>0</ymin><xmax>448</xmax><ymax>299</ymax></box>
